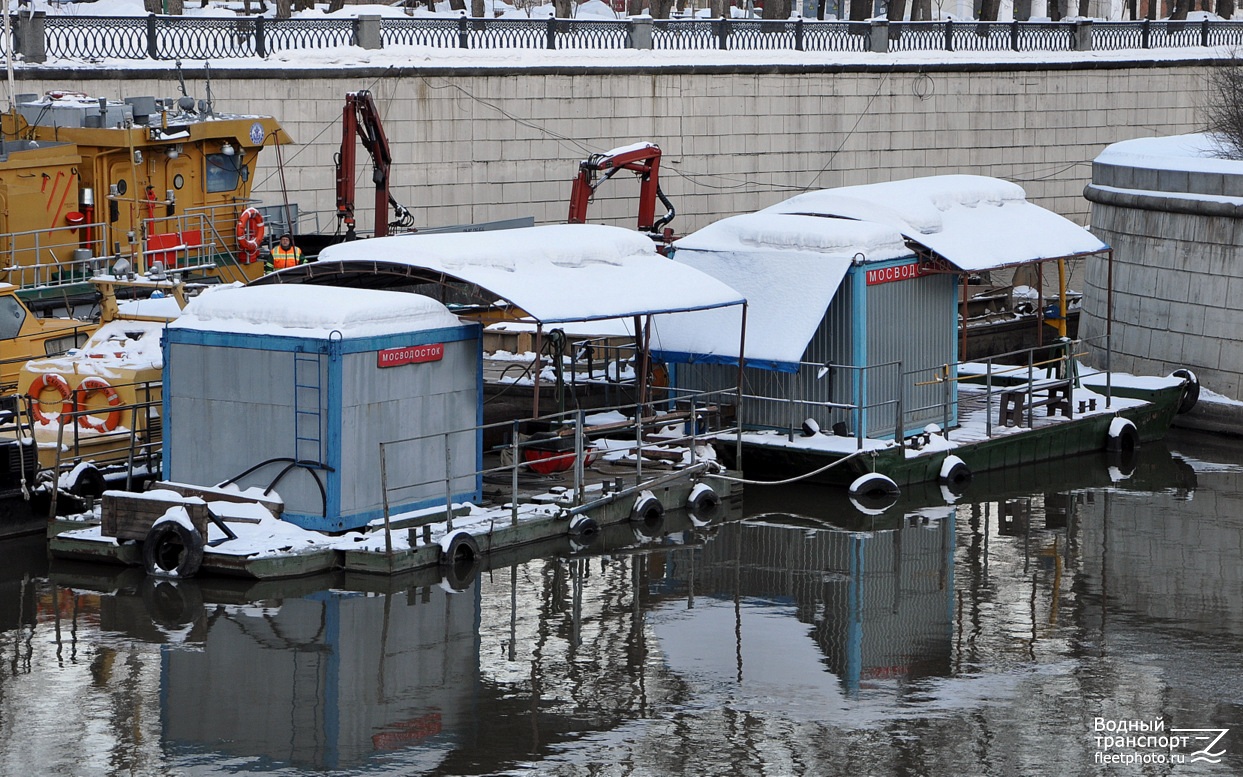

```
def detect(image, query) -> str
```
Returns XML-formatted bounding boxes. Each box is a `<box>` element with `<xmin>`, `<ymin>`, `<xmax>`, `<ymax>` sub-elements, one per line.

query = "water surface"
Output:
<box><xmin>1</xmin><ymin>429</ymin><xmax>1240</xmax><ymax>775</ymax></box>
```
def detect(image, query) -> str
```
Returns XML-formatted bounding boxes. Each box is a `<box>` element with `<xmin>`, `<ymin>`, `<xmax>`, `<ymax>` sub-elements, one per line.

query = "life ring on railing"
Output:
<box><xmin>28</xmin><ymin>373</ymin><xmax>74</xmax><ymax>425</ymax></box>
<box><xmin>236</xmin><ymin>207</ymin><xmax>265</xmax><ymax>263</ymax></box>
<box><xmin>76</xmin><ymin>377</ymin><xmax>123</xmax><ymax>432</ymax></box>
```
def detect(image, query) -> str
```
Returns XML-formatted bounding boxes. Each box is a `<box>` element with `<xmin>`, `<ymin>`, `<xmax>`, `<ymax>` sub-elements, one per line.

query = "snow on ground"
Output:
<box><xmin>14</xmin><ymin>0</ymin><xmax>1243</xmax><ymax>69</ymax></box>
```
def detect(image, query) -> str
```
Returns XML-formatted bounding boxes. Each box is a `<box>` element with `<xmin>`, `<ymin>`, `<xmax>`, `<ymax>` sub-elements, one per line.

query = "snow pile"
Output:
<box><xmin>171</xmin><ymin>284</ymin><xmax>463</xmax><ymax>338</ymax></box>
<box><xmin>1095</xmin><ymin>132</ymin><xmax>1243</xmax><ymax>174</ymax></box>
<box><xmin>27</xmin><ymin>318</ymin><xmax>168</xmax><ymax>381</ymax></box>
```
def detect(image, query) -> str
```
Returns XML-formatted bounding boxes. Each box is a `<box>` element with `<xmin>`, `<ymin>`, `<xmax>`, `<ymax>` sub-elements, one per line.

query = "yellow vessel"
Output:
<box><xmin>7</xmin><ymin>276</ymin><xmax>198</xmax><ymax>501</ymax></box>
<box><xmin>0</xmin><ymin>89</ymin><xmax>292</xmax><ymax>308</ymax></box>
<box><xmin>0</xmin><ymin>282</ymin><xmax>93</xmax><ymax>393</ymax></box>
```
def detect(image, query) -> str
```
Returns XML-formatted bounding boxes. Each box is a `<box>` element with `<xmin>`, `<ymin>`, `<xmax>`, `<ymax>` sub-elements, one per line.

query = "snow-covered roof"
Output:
<box><xmin>662</xmin><ymin>213</ymin><xmax>911</xmax><ymax>370</ymax></box>
<box><xmin>661</xmin><ymin>175</ymin><xmax>1106</xmax><ymax>371</ymax></box>
<box><xmin>170</xmin><ymin>285</ymin><xmax>465</xmax><ymax>338</ymax></box>
<box><xmin>277</xmin><ymin>223</ymin><xmax>747</xmax><ymax>324</ymax></box>
<box><xmin>764</xmin><ymin>174</ymin><xmax>1109</xmax><ymax>271</ymax></box>
<box><xmin>1094</xmin><ymin>132</ymin><xmax>1243</xmax><ymax>174</ymax></box>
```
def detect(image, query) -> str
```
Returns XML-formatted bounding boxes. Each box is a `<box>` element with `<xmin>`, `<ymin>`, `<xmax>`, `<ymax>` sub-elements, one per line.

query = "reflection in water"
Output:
<box><xmin>0</xmin><ymin>430</ymin><xmax>1240</xmax><ymax>775</ymax></box>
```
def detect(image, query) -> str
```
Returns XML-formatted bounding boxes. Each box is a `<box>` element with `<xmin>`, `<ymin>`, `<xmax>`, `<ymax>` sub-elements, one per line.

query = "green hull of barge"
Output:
<box><xmin>720</xmin><ymin>386</ymin><xmax>1183</xmax><ymax>489</ymax></box>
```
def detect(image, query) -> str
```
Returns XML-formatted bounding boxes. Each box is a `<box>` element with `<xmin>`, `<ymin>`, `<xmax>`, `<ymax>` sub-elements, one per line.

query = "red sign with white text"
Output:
<box><xmin>377</xmin><ymin>343</ymin><xmax>444</xmax><ymax>368</ymax></box>
<box><xmin>866</xmin><ymin>262</ymin><xmax>926</xmax><ymax>286</ymax></box>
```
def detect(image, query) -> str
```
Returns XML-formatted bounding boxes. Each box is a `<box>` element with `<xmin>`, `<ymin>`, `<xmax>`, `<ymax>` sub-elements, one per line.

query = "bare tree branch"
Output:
<box><xmin>1205</xmin><ymin>60</ymin><xmax>1243</xmax><ymax>159</ymax></box>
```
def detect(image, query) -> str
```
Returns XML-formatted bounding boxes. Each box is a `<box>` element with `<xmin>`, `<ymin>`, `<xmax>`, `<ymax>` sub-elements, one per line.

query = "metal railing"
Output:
<box><xmin>376</xmin><ymin>387</ymin><xmax>738</xmax><ymax>554</ymax></box>
<box><xmin>0</xmin><ymin>202</ymin><xmax>258</xmax><ymax>293</ymax></box>
<box><xmin>16</xmin><ymin>378</ymin><xmax>165</xmax><ymax>514</ymax></box>
<box><xmin>736</xmin><ymin>359</ymin><xmax>904</xmax><ymax>450</ymax></box>
<box><xmin>731</xmin><ymin>337</ymin><xmax>1111</xmax><ymax>453</ymax></box>
<box><xmin>15</xmin><ymin>13</ymin><xmax>1243</xmax><ymax>61</ymax></box>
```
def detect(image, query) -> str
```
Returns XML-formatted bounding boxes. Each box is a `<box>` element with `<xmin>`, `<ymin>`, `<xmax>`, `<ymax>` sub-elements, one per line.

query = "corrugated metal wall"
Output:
<box><xmin>864</xmin><ymin>273</ymin><xmax>958</xmax><ymax>437</ymax></box>
<box><xmin>676</xmin><ymin>270</ymin><xmax>958</xmax><ymax>439</ymax></box>
<box><xmin>340</xmin><ymin>344</ymin><xmax>479</xmax><ymax>518</ymax></box>
<box><xmin>166</xmin><ymin>344</ymin><xmax>310</xmax><ymax>505</ymax></box>
<box><xmin>166</xmin><ymin>331</ymin><xmax>480</xmax><ymax>525</ymax></box>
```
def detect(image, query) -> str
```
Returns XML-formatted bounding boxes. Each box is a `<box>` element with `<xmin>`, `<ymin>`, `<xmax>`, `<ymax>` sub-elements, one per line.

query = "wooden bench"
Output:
<box><xmin>998</xmin><ymin>378</ymin><xmax>1072</xmax><ymax>427</ymax></box>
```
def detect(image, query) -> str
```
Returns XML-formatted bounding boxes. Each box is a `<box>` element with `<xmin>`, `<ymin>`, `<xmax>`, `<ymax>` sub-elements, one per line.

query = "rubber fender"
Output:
<box><xmin>630</xmin><ymin>491</ymin><xmax>665</xmax><ymax>525</ymax></box>
<box><xmin>848</xmin><ymin>472</ymin><xmax>900</xmax><ymax>513</ymax></box>
<box><xmin>568</xmin><ymin>514</ymin><xmax>600</xmax><ymax>538</ymax></box>
<box><xmin>1171</xmin><ymin>368</ymin><xmax>1199</xmax><ymax>414</ymax></box>
<box><xmin>1105</xmin><ymin>417</ymin><xmax>1139</xmax><ymax>455</ymax></box>
<box><xmin>71</xmin><ymin>465</ymin><xmax>107</xmax><ymax>499</ymax></box>
<box><xmin>439</xmin><ymin>531</ymin><xmax>481</xmax><ymax>592</ymax></box>
<box><xmin>142</xmin><ymin>517</ymin><xmax>205</xmax><ymax>578</ymax></box>
<box><xmin>686</xmin><ymin>483</ymin><xmax>722</xmax><ymax>526</ymax></box>
<box><xmin>938</xmin><ymin>455</ymin><xmax>972</xmax><ymax>497</ymax></box>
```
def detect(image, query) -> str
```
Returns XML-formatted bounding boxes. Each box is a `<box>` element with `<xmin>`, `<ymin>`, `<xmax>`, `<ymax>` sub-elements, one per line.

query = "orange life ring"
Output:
<box><xmin>28</xmin><ymin>373</ymin><xmax>75</xmax><ymax>425</ymax></box>
<box><xmin>236</xmin><ymin>207</ymin><xmax>265</xmax><ymax>264</ymax></box>
<box><xmin>76</xmin><ymin>377</ymin><xmax>123</xmax><ymax>432</ymax></box>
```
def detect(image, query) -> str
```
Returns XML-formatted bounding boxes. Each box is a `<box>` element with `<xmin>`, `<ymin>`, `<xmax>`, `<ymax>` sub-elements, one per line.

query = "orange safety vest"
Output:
<box><xmin>271</xmin><ymin>244</ymin><xmax>303</xmax><ymax>269</ymax></box>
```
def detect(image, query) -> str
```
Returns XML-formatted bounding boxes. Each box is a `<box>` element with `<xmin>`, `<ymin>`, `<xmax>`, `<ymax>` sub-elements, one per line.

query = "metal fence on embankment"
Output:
<box><xmin>9</xmin><ymin>13</ymin><xmax>1243</xmax><ymax>62</ymax></box>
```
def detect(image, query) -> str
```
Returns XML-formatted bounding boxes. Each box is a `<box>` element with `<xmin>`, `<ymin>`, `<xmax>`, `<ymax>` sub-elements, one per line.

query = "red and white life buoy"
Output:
<box><xmin>28</xmin><ymin>373</ymin><xmax>75</xmax><ymax>425</ymax></box>
<box><xmin>76</xmin><ymin>377</ymin><xmax>124</xmax><ymax>432</ymax></box>
<box><xmin>236</xmin><ymin>207</ymin><xmax>265</xmax><ymax>264</ymax></box>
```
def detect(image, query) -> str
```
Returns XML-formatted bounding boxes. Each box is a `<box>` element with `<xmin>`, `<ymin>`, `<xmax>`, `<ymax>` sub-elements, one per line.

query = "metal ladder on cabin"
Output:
<box><xmin>293</xmin><ymin>351</ymin><xmax>324</xmax><ymax>465</ymax></box>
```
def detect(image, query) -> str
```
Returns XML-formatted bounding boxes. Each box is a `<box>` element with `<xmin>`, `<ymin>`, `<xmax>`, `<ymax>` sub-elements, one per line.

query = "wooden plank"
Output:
<box><xmin>101</xmin><ymin>492</ymin><xmax>210</xmax><ymax>542</ymax></box>
<box><xmin>149</xmin><ymin>480</ymin><xmax>283</xmax><ymax>517</ymax></box>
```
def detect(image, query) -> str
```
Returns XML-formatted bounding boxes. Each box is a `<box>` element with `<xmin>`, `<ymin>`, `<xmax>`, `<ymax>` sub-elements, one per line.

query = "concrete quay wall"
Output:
<box><xmin>1083</xmin><ymin>157</ymin><xmax>1243</xmax><ymax>431</ymax></box>
<box><xmin>16</xmin><ymin>61</ymin><xmax>1206</xmax><ymax>237</ymax></box>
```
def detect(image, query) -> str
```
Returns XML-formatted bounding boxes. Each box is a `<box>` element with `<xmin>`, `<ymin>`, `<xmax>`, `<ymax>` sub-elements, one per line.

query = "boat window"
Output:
<box><xmin>205</xmin><ymin>153</ymin><xmax>241</xmax><ymax>193</ymax></box>
<box><xmin>0</xmin><ymin>296</ymin><xmax>27</xmax><ymax>340</ymax></box>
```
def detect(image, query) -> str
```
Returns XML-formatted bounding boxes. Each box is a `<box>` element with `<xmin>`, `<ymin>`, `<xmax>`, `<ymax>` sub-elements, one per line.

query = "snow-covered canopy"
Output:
<box><xmin>662</xmin><ymin>213</ymin><xmax>911</xmax><ymax>370</ymax></box>
<box><xmin>171</xmin><ymin>284</ymin><xmax>465</xmax><ymax>338</ymax></box>
<box><xmin>270</xmin><ymin>224</ymin><xmax>747</xmax><ymax>325</ymax></box>
<box><xmin>765</xmin><ymin>174</ymin><xmax>1109</xmax><ymax>272</ymax></box>
<box><xmin>663</xmin><ymin>175</ymin><xmax>1107</xmax><ymax>371</ymax></box>
<box><xmin>1093</xmin><ymin>132</ymin><xmax>1243</xmax><ymax>174</ymax></box>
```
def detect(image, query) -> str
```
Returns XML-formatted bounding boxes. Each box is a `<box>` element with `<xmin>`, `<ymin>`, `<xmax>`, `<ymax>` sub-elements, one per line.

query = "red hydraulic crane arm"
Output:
<box><xmin>567</xmin><ymin>143</ymin><xmax>675</xmax><ymax>235</ymax></box>
<box><xmin>336</xmin><ymin>90</ymin><xmax>411</xmax><ymax>239</ymax></box>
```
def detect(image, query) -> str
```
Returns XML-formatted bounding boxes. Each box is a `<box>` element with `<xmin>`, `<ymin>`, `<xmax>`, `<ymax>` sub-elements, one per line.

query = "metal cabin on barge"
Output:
<box><xmin>664</xmin><ymin>175</ymin><xmax>1192</xmax><ymax>495</ymax></box>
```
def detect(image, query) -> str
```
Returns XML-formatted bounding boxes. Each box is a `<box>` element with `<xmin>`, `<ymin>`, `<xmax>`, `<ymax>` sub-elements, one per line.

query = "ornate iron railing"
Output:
<box><xmin>19</xmin><ymin>13</ymin><xmax>1243</xmax><ymax>62</ymax></box>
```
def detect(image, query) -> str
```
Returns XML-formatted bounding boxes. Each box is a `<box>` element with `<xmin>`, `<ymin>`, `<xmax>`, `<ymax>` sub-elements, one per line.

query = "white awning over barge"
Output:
<box><xmin>665</xmin><ymin>213</ymin><xmax>911</xmax><ymax>371</ymax></box>
<box><xmin>764</xmin><ymin>174</ymin><xmax>1109</xmax><ymax>272</ymax></box>
<box><xmin>260</xmin><ymin>223</ymin><xmax>748</xmax><ymax>361</ymax></box>
<box><xmin>668</xmin><ymin>175</ymin><xmax>1109</xmax><ymax>371</ymax></box>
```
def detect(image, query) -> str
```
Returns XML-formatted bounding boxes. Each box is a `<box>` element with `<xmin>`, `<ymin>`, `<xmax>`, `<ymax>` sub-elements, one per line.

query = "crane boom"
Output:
<box><xmin>335</xmin><ymin>90</ymin><xmax>412</xmax><ymax>239</ymax></box>
<box><xmin>567</xmin><ymin>142</ymin><xmax>675</xmax><ymax>238</ymax></box>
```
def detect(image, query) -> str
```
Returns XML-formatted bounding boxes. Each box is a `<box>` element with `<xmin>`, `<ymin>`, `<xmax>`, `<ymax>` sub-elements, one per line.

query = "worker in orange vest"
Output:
<box><xmin>265</xmin><ymin>233</ymin><xmax>304</xmax><ymax>272</ymax></box>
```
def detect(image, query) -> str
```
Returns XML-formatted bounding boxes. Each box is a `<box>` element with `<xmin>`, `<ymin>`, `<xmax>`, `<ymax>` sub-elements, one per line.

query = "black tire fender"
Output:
<box><xmin>630</xmin><ymin>491</ymin><xmax>665</xmax><ymax>524</ymax></box>
<box><xmin>1106</xmin><ymin>417</ymin><xmax>1139</xmax><ymax>456</ymax></box>
<box><xmin>568</xmin><ymin>514</ymin><xmax>599</xmax><ymax>538</ymax></box>
<box><xmin>71</xmin><ymin>465</ymin><xmax>107</xmax><ymax>499</ymax></box>
<box><xmin>1171</xmin><ymin>369</ymin><xmax>1200</xmax><ymax>414</ymax></box>
<box><xmin>630</xmin><ymin>491</ymin><xmax>666</xmax><ymax>538</ymax></box>
<box><xmin>686</xmin><ymin>484</ymin><xmax>722</xmax><ymax>526</ymax></box>
<box><xmin>938</xmin><ymin>455</ymin><xmax>972</xmax><ymax>496</ymax></box>
<box><xmin>142</xmin><ymin>517</ymin><xmax>205</xmax><ymax>578</ymax></box>
<box><xmin>848</xmin><ymin>472</ymin><xmax>900</xmax><ymax>513</ymax></box>
<box><xmin>439</xmin><ymin>531</ymin><xmax>481</xmax><ymax>592</ymax></box>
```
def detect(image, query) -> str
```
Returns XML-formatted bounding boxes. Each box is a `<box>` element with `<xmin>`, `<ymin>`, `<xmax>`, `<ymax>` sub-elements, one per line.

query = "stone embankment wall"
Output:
<box><xmin>17</xmin><ymin>62</ymin><xmax>1206</xmax><ymax>236</ymax></box>
<box><xmin>1084</xmin><ymin>157</ymin><xmax>1243</xmax><ymax>427</ymax></box>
